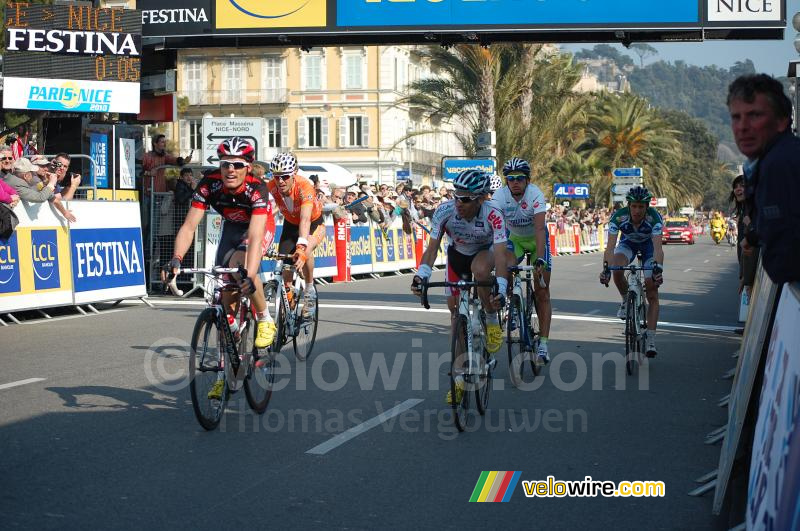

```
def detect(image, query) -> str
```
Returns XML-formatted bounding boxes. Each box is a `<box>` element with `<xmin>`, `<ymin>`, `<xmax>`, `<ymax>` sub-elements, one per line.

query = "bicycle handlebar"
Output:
<box><xmin>164</xmin><ymin>265</ymin><xmax>247</xmax><ymax>297</ymax></box>
<box><xmin>418</xmin><ymin>279</ymin><xmax>497</xmax><ymax>310</ymax></box>
<box><xmin>508</xmin><ymin>265</ymin><xmax>548</xmax><ymax>289</ymax></box>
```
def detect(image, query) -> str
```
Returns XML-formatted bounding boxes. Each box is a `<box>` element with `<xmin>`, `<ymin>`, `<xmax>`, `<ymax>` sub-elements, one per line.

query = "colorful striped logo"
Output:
<box><xmin>469</xmin><ymin>471</ymin><xmax>522</xmax><ymax>502</ymax></box>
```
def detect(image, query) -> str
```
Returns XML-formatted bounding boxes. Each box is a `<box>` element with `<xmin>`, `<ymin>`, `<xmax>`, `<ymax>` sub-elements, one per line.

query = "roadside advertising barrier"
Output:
<box><xmin>746</xmin><ymin>281</ymin><xmax>800</xmax><ymax>529</ymax></box>
<box><xmin>0</xmin><ymin>200</ymin><xmax>146</xmax><ymax>314</ymax></box>
<box><xmin>333</xmin><ymin>217</ymin><xmax>351</xmax><ymax>283</ymax></box>
<box><xmin>548</xmin><ymin>222</ymin><xmax>607</xmax><ymax>256</ymax></box>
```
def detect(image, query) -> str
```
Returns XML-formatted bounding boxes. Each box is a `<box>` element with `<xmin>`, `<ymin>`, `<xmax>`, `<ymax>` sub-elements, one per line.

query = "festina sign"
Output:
<box><xmin>707</xmin><ymin>0</ymin><xmax>782</xmax><ymax>22</ymax></box>
<box><xmin>5</xmin><ymin>28</ymin><xmax>141</xmax><ymax>56</ymax></box>
<box><xmin>553</xmin><ymin>183</ymin><xmax>590</xmax><ymax>199</ymax></box>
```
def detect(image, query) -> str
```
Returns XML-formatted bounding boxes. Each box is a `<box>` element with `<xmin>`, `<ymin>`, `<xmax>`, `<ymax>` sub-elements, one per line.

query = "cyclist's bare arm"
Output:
<box><xmin>651</xmin><ymin>235</ymin><xmax>664</xmax><ymax>265</ymax></box>
<box><xmin>492</xmin><ymin>241</ymin><xmax>509</xmax><ymax>283</ymax></box>
<box><xmin>245</xmin><ymin>213</ymin><xmax>268</xmax><ymax>278</ymax></box>
<box><xmin>418</xmin><ymin>236</ymin><xmax>442</xmax><ymax>270</ymax></box>
<box><xmin>603</xmin><ymin>232</ymin><xmax>618</xmax><ymax>264</ymax></box>
<box><xmin>534</xmin><ymin>211</ymin><xmax>547</xmax><ymax>262</ymax></box>
<box><xmin>298</xmin><ymin>203</ymin><xmax>313</xmax><ymax>242</ymax></box>
<box><xmin>173</xmin><ymin>207</ymin><xmax>206</xmax><ymax>261</ymax></box>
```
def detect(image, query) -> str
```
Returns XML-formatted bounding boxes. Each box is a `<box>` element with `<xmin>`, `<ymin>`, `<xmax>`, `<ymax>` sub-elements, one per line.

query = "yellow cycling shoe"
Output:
<box><xmin>486</xmin><ymin>323</ymin><xmax>503</xmax><ymax>353</ymax></box>
<box><xmin>207</xmin><ymin>379</ymin><xmax>225</xmax><ymax>401</ymax></box>
<box><xmin>255</xmin><ymin>320</ymin><xmax>277</xmax><ymax>349</ymax></box>
<box><xmin>446</xmin><ymin>377</ymin><xmax>465</xmax><ymax>406</ymax></box>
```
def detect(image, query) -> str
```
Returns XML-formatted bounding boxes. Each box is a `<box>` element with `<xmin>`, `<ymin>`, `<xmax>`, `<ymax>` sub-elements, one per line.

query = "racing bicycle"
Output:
<box><xmin>505</xmin><ymin>254</ymin><xmax>547</xmax><ymax>386</ymax></box>
<box><xmin>420</xmin><ymin>278</ymin><xmax>498</xmax><ymax>432</ymax></box>
<box><xmin>603</xmin><ymin>257</ymin><xmax>652</xmax><ymax>376</ymax></box>
<box><xmin>263</xmin><ymin>252</ymin><xmax>318</xmax><ymax>361</ymax></box>
<box><xmin>168</xmin><ymin>266</ymin><xmax>275</xmax><ymax>430</ymax></box>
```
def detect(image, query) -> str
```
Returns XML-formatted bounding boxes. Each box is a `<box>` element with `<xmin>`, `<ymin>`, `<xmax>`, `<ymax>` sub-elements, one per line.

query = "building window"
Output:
<box><xmin>261</xmin><ymin>56</ymin><xmax>286</xmax><ymax>102</ymax></box>
<box><xmin>180</xmin><ymin>119</ymin><xmax>202</xmax><ymax>153</ymax></box>
<box><xmin>222</xmin><ymin>58</ymin><xmax>243</xmax><ymax>104</ymax></box>
<box><xmin>298</xmin><ymin>116</ymin><xmax>328</xmax><ymax>148</ymax></box>
<box><xmin>344</xmin><ymin>53</ymin><xmax>364</xmax><ymax>90</ymax></box>
<box><xmin>266</xmin><ymin>117</ymin><xmax>287</xmax><ymax>149</ymax></box>
<box><xmin>303</xmin><ymin>54</ymin><xmax>323</xmax><ymax>91</ymax></box>
<box><xmin>183</xmin><ymin>59</ymin><xmax>204</xmax><ymax>104</ymax></box>
<box><xmin>340</xmin><ymin>116</ymin><xmax>369</xmax><ymax>147</ymax></box>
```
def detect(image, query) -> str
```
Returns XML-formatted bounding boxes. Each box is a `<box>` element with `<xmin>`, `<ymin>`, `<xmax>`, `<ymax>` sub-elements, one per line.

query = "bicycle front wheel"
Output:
<box><xmin>189</xmin><ymin>308</ymin><xmax>228</xmax><ymax>431</ymax></box>
<box><xmin>243</xmin><ymin>316</ymin><xmax>274</xmax><ymax>414</ymax></box>
<box><xmin>451</xmin><ymin>315</ymin><xmax>471</xmax><ymax>432</ymax></box>
<box><xmin>506</xmin><ymin>294</ymin><xmax>525</xmax><ymax>387</ymax></box>
<box><xmin>293</xmin><ymin>284</ymin><xmax>319</xmax><ymax>362</ymax></box>
<box><xmin>625</xmin><ymin>292</ymin><xmax>638</xmax><ymax>376</ymax></box>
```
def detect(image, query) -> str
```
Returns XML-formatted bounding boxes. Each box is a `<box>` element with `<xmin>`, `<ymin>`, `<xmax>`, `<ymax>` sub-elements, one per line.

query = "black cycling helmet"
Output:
<box><xmin>626</xmin><ymin>185</ymin><xmax>652</xmax><ymax>204</ymax></box>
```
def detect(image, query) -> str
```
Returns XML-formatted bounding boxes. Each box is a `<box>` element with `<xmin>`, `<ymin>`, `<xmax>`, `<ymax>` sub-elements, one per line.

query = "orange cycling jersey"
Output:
<box><xmin>267</xmin><ymin>174</ymin><xmax>322</xmax><ymax>225</ymax></box>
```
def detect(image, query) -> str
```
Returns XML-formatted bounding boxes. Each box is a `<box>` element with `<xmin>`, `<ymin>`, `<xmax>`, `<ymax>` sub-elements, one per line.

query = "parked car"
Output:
<box><xmin>662</xmin><ymin>217</ymin><xmax>695</xmax><ymax>244</ymax></box>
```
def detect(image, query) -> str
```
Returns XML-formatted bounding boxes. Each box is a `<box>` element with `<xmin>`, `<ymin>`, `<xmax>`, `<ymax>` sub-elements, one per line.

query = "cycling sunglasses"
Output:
<box><xmin>220</xmin><ymin>161</ymin><xmax>248</xmax><ymax>170</ymax></box>
<box><xmin>274</xmin><ymin>173</ymin><xmax>294</xmax><ymax>181</ymax></box>
<box><xmin>505</xmin><ymin>173</ymin><xmax>528</xmax><ymax>182</ymax></box>
<box><xmin>454</xmin><ymin>194</ymin><xmax>479</xmax><ymax>203</ymax></box>
<box><xmin>0</xmin><ymin>157</ymin><xmax>13</xmax><ymax>161</ymax></box>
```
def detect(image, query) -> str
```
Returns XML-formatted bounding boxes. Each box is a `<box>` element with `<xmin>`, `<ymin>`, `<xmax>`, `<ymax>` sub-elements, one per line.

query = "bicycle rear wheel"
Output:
<box><xmin>451</xmin><ymin>315</ymin><xmax>471</xmax><ymax>432</ymax></box>
<box><xmin>625</xmin><ymin>292</ymin><xmax>639</xmax><ymax>376</ymax></box>
<box><xmin>189</xmin><ymin>308</ymin><xmax>228</xmax><ymax>431</ymax></box>
<box><xmin>243</xmin><ymin>316</ymin><xmax>274</xmax><ymax>414</ymax></box>
<box><xmin>293</xmin><ymin>283</ymin><xmax>318</xmax><ymax>362</ymax></box>
<box><xmin>506</xmin><ymin>294</ymin><xmax>525</xmax><ymax>387</ymax></box>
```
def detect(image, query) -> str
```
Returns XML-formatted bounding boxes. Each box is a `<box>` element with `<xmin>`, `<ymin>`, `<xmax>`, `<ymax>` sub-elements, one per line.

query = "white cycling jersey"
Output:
<box><xmin>430</xmin><ymin>199</ymin><xmax>507</xmax><ymax>256</ymax></box>
<box><xmin>489</xmin><ymin>184</ymin><xmax>547</xmax><ymax>238</ymax></box>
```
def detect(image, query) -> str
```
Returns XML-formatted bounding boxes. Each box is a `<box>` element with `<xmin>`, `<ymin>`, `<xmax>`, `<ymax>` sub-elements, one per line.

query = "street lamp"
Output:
<box><xmin>405</xmin><ymin>125</ymin><xmax>416</xmax><ymax>185</ymax></box>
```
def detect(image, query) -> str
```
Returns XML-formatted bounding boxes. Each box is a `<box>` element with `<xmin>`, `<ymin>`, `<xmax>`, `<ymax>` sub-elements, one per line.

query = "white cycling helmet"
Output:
<box><xmin>270</xmin><ymin>152</ymin><xmax>298</xmax><ymax>176</ymax></box>
<box><xmin>488</xmin><ymin>173</ymin><xmax>503</xmax><ymax>193</ymax></box>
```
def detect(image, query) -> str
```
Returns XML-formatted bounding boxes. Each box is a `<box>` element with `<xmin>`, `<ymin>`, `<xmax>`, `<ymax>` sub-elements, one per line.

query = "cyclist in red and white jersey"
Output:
<box><xmin>411</xmin><ymin>170</ymin><xmax>509</xmax><ymax>357</ymax></box>
<box><xmin>169</xmin><ymin>138</ymin><xmax>278</xmax><ymax>352</ymax></box>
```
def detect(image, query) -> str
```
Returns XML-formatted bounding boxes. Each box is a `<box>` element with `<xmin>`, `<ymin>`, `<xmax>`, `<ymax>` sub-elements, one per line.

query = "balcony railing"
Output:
<box><xmin>182</xmin><ymin>88</ymin><xmax>289</xmax><ymax>106</ymax></box>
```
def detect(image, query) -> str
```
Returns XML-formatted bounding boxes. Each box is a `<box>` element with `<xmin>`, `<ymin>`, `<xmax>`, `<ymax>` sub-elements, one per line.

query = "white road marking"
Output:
<box><xmin>684</xmin><ymin>268</ymin><xmax>692</xmax><ymax>273</ymax></box>
<box><xmin>704</xmin><ymin>260</ymin><xmax>710</xmax><ymax>264</ymax></box>
<box><xmin>584</xmin><ymin>309</ymin><xmax>601</xmax><ymax>316</ymax></box>
<box><xmin>582</xmin><ymin>262</ymin><xmax>596</xmax><ymax>267</ymax></box>
<box><xmin>20</xmin><ymin>309</ymin><xmax>128</xmax><ymax>324</ymax></box>
<box><xmin>130</xmin><ymin>301</ymin><xmax>739</xmax><ymax>332</ymax></box>
<box><xmin>306</xmin><ymin>399</ymin><xmax>424</xmax><ymax>455</ymax></box>
<box><xmin>0</xmin><ymin>378</ymin><xmax>46</xmax><ymax>391</ymax></box>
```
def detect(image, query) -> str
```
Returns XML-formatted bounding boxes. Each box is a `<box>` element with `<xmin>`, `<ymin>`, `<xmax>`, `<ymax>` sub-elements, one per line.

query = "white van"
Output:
<box><xmin>297</xmin><ymin>162</ymin><xmax>358</xmax><ymax>189</ymax></box>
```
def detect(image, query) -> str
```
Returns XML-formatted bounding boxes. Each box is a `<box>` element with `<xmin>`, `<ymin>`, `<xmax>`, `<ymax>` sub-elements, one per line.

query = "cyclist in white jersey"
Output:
<box><xmin>412</xmin><ymin>170</ymin><xmax>509</xmax><ymax>357</ymax></box>
<box><xmin>491</xmin><ymin>157</ymin><xmax>553</xmax><ymax>365</ymax></box>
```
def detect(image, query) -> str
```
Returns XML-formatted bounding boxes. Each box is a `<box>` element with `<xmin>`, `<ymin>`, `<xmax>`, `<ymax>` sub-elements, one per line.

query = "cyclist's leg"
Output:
<box><xmin>278</xmin><ymin>221</ymin><xmax>298</xmax><ymax>289</ymax></box>
<box><xmin>611</xmin><ymin>241</ymin><xmax>634</xmax><ymax>297</ymax></box>
<box><xmin>300</xmin><ymin>217</ymin><xmax>326</xmax><ymax>288</ymax></box>
<box><xmin>216</xmin><ymin>223</ymin><xmax>247</xmax><ymax>317</ymax></box>
<box><xmin>471</xmin><ymin>247</ymin><xmax>503</xmax><ymax>354</ymax></box>
<box><xmin>445</xmin><ymin>246</ymin><xmax>470</xmax><ymax>319</ymax></box>
<box><xmin>641</xmin><ymin>242</ymin><xmax>659</xmax><ymax>354</ymax></box>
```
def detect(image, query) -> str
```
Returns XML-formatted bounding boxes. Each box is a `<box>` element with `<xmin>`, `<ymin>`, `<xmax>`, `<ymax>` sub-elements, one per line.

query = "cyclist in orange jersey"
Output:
<box><xmin>266</xmin><ymin>152</ymin><xmax>325</xmax><ymax>318</ymax></box>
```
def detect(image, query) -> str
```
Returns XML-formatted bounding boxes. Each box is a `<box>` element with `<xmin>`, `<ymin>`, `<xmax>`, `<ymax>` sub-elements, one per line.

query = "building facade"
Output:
<box><xmin>170</xmin><ymin>45</ymin><xmax>465</xmax><ymax>185</ymax></box>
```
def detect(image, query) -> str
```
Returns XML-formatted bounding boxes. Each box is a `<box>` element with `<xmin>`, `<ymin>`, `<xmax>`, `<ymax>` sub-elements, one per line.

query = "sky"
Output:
<box><xmin>561</xmin><ymin>0</ymin><xmax>800</xmax><ymax>77</ymax></box>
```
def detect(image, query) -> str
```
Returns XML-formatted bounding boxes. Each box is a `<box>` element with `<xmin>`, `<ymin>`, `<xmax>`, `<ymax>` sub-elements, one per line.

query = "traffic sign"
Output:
<box><xmin>475</xmin><ymin>147</ymin><xmax>496</xmax><ymax>157</ymax></box>
<box><xmin>611</xmin><ymin>183</ymin><xmax>636</xmax><ymax>195</ymax></box>
<box><xmin>476</xmin><ymin>131</ymin><xmax>496</xmax><ymax>148</ymax></box>
<box><xmin>612</xmin><ymin>167</ymin><xmax>642</xmax><ymax>178</ymax></box>
<box><xmin>396</xmin><ymin>169</ymin><xmax>410</xmax><ymax>178</ymax></box>
<box><xmin>202</xmin><ymin>117</ymin><xmax>263</xmax><ymax>165</ymax></box>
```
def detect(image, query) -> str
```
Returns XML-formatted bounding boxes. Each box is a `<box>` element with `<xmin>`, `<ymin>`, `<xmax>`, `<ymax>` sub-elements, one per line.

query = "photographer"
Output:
<box><xmin>49</xmin><ymin>153</ymin><xmax>81</xmax><ymax>200</ymax></box>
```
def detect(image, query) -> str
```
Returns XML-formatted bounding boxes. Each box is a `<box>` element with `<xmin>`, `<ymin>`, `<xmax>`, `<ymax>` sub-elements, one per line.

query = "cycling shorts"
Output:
<box><xmin>613</xmin><ymin>239</ymin><xmax>655</xmax><ymax>279</ymax></box>
<box><xmin>446</xmin><ymin>244</ymin><xmax>492</xmax><ymax>297</ymax></box>
<box><xmin>278</xmin><ymin>216</ymin><xmax>326</xmax><ymax>255</ymax></box>
<box><xmin>506</xmin><ymin>231</ymin><xmax>552</xmax><ymax>272</ymax></box>
<box><xmin>215</xmin><ymin>221</ymin><xmax>275</xmax><ymax>267</ymax></box>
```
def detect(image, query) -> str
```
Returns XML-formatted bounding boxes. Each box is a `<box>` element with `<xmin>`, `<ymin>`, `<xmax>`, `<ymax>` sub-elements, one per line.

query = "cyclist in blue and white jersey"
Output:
<box><xmin>490</xmin><ymin>157</ymin><xmax>553</xmax><ymax>365</ymax></box>
<box><xmin>599</xmin><ymin>186</ymin><xmax>664</xmax><ymax>357</ymax></box>
<box><xmin>411</xmin><ymin>169</ymin><xmax>509</xmax><ymax>359</ymax></box>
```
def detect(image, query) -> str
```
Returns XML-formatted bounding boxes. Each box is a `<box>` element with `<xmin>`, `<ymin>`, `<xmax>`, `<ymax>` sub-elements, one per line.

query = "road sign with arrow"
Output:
<box><xmin>202</xmin><ymin>117</ymin><xmax>263</xmax><ymax>165</ymax></box>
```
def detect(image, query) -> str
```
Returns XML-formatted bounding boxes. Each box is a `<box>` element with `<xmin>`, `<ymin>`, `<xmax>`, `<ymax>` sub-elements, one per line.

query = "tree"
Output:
<box><xmin>629</xmin><ymin>43</ymin><xmax>657</xmax><ymax>67</ymax></box>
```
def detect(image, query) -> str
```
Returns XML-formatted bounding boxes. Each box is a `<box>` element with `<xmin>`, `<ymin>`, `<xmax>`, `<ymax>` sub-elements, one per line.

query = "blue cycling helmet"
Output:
<box><xmin>626</xmin><ymin>185</ymin><xmax>652</xmax><ymax>204</ymax></box>
<box><xmin>452</xmin><ymin>169</ymin><xmax>489</xmax><ymax>194</ymax></box>
<box><xmin>502</xmin><ymin>157</ymin><xmax>531</xmax><ymax>176</ymax></box>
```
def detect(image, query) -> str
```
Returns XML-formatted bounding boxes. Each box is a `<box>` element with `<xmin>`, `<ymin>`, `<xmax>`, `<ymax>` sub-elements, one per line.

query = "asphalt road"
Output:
<box><xmin>0</xmin><ymin>237</ymin><xmax>743</xmax><ymax>530</ymax></box>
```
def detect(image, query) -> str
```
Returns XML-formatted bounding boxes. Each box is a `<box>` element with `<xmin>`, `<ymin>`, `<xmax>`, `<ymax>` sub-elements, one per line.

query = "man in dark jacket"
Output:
<box><xmin>728</xmin><ymin>74</ymin><xmax>800</xmax><ymax>285</ymax></box>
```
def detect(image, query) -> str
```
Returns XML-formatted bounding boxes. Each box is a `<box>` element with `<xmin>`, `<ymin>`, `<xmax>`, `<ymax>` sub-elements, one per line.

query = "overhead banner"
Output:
<box><xmin>137</xmin><ymin>0</ymin><xmax>786</xmax><ymax>37</ymax></box>
<box><xmin>2</xmin><ymin>77</ymin><xmax>141</xmax><ymax>114</ymax></box>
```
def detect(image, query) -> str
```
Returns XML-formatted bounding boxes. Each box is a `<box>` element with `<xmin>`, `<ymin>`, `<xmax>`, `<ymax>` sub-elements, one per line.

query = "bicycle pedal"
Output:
<box><xmin>487</xmin><ymin>357</ymin><xmax>497</xmax><ymax>371</ymax></box>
